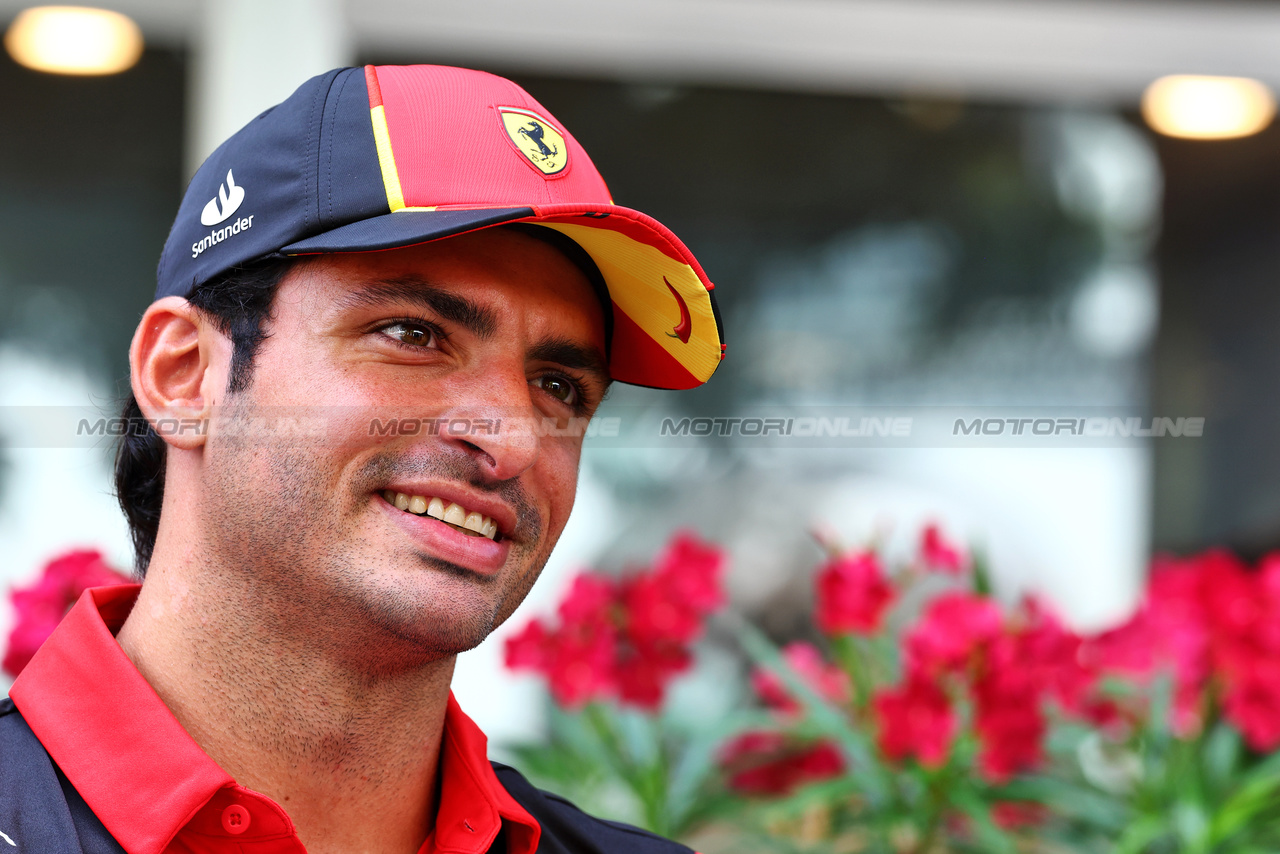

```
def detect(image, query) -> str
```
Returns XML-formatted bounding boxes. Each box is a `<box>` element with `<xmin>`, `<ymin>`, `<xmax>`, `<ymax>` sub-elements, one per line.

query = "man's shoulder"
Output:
<box><xmin>490</xmin><ymin>762</ymin><xmax>696</xmax><ymax>854</ymax></box>
<box><xmin>0</xmin><ymin>697</ymin><xmax>125</xmax><ymax>853</ymax></box>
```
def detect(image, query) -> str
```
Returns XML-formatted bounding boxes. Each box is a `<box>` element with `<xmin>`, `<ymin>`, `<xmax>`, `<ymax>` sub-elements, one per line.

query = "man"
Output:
<box><xmin>0</xmin><ymin>65</ymin><xmax>723</xmax><ymax>854</ymax></box>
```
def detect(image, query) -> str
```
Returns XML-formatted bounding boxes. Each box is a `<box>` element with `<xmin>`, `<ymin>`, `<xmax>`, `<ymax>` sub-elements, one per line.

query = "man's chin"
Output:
<box><xmin>347</xmin><ymin>569</ymin><xmax>503</xmax><ymax>660</ymax></box>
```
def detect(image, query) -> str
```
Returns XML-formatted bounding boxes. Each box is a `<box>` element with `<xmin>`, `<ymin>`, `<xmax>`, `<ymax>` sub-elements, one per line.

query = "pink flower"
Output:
<box><xmin>750</xmin><ymin>641</ymin><xmax>852</xmax><ymax>715</ymax></box>
<box><xmin>1017</xmin><ymin>598</ymin><xmax>1097</xmax><ymax>714</ymax></box>
<box><xmin>991</xmin><ymin>801</ymin><xmax>1049</xmax><ymax>830</ymax></box>
<box><xmin>505</xmin><ymin>532</ymin><xmax>727</xmax><ymax>711</ymax></box>
<box><xmin>815</xmin><ymin>551</ymin><xmax>895</xmax><ymax>635</ymax></box>
<box><xmin>973</xmin><ymin>634</ymin><xmax>1045</xmax><ymax>781</ymax></box>
<box><xmin>623</xmin><ymin>532</ymin><xmax>726</xmax><ymax>647</ymax></box>
<box><xmin>505</xmin><ymin>573</ymin><xmax>619</xmax><ymax>707</ymax></box>
<box><xmin>622</xmin><ymin>574</ymin><xmax>703</xmax><ymax>646</ymax></box>
<box><xmin>557</xmin><ymin>573</ymin><xmax>616</xmax><ymax>624</ymax></box>
<box><xmin>905</xmin><ymin>592</ymin><xmax>1003</xmax><ymax>677</ymax></box>
<box><xmin>919</xmin><ymin>523</ymin><xmax>967</xmax><ymax>574</ymax></box>
<box><xmin>1080</xmin><ymin>549</ymin><xmax>1280</xmax><ymax>741</ymax></box>
<box><xmin>1222</xmin><ymin>659</ymin><xmax>1280</xmax><ymax>751</ymax></box>
<box><xmin>542</xmin><ymin>629</ymin><xmax>618</xmax><ymax>708</ymax></box>
<box><xmin>651</xmin><ymin>530</ymin><xmax>726</xmax><ymax>614</ymax></box>
<box><xmin>872</xmin><ymin>674</ymin><xmax>956</xmax><ymax>768</ymax></box>
<box><xmin>5</xmin><ymin>549</ymin><xmax>132</xmax><ymax>677</ymax></box>
<box><xmin>504</xmin><ymin>609</ymin><xmax>618</xmax><ymax>708</ymax></box>
<box><xmin>614</xmin><ymin>640</ymin><xmax>692</xmax><ymax>710</ymax></box>
<box><xmin>718</xmin><ymin>731</ymin><xmax>845</xmax><ymax>796</ymax></box>
<box><xmin>1254</xmin><ymin>554</ymin><xmax>1280</xmax><ymax>654</ymax></box>
<box><xmin>975</xmin><ymin>704</ymin><xmax>1044</xmax><ymax>782</ymax></box>
<box><xmin>504</xmin><ymin>619</ymin><xmax>551</xmax><ymax>671</ymax></box>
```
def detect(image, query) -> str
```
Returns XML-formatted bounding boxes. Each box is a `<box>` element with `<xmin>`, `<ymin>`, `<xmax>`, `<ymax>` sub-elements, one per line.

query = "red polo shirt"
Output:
<box><xmin>9</xmin><ymin>585</ymin><xmax>541</xmax><ymax>854</ymax></box>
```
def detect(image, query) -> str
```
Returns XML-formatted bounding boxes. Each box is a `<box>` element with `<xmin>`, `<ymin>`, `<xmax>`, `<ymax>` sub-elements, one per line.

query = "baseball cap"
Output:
<box><xmin>158</xmin><ymin>65</ymin><xmax>724</xmax><ymax>390</ymax></box>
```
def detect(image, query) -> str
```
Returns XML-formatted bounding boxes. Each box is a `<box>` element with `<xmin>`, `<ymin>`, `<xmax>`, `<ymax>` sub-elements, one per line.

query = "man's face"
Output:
<box><xmin>196</xmin><ymin>227</ymin><xmax>609</xmax><ymax>663</ymax></box>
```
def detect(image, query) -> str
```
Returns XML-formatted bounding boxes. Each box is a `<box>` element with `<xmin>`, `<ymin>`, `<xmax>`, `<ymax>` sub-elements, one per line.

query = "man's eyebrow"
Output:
<box><xmin>337</xmin><ymin>278</ymin><xmax>498</xmax><ymax>339</ymax></box>
<box><xmin>529</xmin><ymin>337</ymin><xmax>610</xmax><ymax>381</ymax></box>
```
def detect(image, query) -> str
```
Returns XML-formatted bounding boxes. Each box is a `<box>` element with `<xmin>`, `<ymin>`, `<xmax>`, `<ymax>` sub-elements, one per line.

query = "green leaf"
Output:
<box><xmin>1234</xmin><ymin>744</ymin><xmax>1280</xmax><ymax>790</ymax></box>
<box><xmin>970</xmin><ymin>546</ymin><xmax>993</xmax><ymax>597</ymax></box>
<box><xmin>1114</xmin><ymin>815</ymin><xmax>1173</xmax><ymax>854</ymax></box>
<box><xmin>1202</xmin><ymin>721</ymin><xmax>1242</xmax><ymax>795</ymax></box>
<box><xmin>998</xmin><ymin>775</ymin><xmax>1130</xmax><ymax>830</ymax></box>
<box><xmin>1212</xmin><ymin>768</ymin><xmax>1280</xmax><ymax>842</ymax></box>
<box><xmin>661</xmin><ymin>709</ymin><xmax>773</xmax><ymax>823</ymax></box>
<box><xmin>949</xmin><ymin>790</ymin><xmax>1017</xmax><ymax>854</ymax></box>
<box><xmin>1171</xmin><ymin>798</ymin><xmax>1211</xmax><ymax>853</ymax></box>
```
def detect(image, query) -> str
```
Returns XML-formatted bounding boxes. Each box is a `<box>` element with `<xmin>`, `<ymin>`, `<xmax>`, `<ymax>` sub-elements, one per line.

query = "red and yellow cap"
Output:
<box><xmin>157</xmin><ymin>64</ymin><xmax>724</xmax><ymax>390</ymax></box>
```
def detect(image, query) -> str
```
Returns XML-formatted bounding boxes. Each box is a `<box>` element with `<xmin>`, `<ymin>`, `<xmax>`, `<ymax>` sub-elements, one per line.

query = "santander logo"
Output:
<box><xmin>200</xmin><ymin>169</ymin><xmax>246</xmax><ymax>226</ymax></box>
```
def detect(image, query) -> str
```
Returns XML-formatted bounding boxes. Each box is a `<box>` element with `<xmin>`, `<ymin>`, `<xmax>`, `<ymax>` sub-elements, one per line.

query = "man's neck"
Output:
<box><xmin>115</xmin><ymin>556</ymin><xmax>456</xmax><ymax>854</ymax></box>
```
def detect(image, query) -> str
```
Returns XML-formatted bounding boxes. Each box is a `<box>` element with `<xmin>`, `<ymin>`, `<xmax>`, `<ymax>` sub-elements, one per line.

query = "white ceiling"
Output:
<box><xmin>4</xmin><ymin>0</ymin><xmax>1280</xmax><ymax>104</ymax></box>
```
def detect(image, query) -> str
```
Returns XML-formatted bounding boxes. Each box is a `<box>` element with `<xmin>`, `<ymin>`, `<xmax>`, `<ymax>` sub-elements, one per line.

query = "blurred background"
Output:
<box><xmin>1</xmin><ymin>0</ymin><xmax>1279</xmax><ymax>743</ymax></box>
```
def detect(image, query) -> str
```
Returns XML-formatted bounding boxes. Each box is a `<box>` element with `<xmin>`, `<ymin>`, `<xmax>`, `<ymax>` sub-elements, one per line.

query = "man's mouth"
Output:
<box><xmin>381</xmin><ymin>490</ymin><xmax>501</xmax><ymax>541</ymax></box>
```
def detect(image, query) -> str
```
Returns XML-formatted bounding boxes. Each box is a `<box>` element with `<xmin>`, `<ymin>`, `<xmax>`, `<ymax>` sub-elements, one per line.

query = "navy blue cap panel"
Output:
<box><xmin>156</xmin><ymin>69</ymin><xmax>360</xmax><ymax>300</ymax></box>
<box><xmin>281</xmin><ymin>207</ymin><xmax>536</xmax><ymax>254</ymax></box>
<box><xmin>317</xmin><ymin>68</ymin><xmax>390</xmax><ymax>233</ymax></box>
<box><xmin>156</xmin><ymin>69</ymin><xmax>340</xmax><ymax>298</ymax></box>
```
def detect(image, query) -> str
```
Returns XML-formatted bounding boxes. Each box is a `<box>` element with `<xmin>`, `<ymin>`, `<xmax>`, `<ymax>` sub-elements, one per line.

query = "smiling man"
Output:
<box><xmin>0</xmin><ymin>65</ymin><xmax>722</xmax><ymax>854</ymax></box>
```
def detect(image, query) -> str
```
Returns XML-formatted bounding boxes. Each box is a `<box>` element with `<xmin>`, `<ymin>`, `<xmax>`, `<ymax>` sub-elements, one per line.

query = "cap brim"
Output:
<box><xmin>281</xmin><ymin>204</ymin><xmax>723</xmax><ymax>390</ymax></box>
<box><xmin>281</xmin><ymin>206</ymin><xmax>534</xmax><ymax>254</ymax></box>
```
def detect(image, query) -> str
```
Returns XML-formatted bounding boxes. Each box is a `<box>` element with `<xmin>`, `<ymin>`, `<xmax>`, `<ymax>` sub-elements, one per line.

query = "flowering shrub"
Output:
<box><xmin>4</xmin><ymin>549</ymin><xmax>132</xmax><ymax>677</ymax></box>
<box><xmin>506</xmin><ymin>526</ymin><xmax>1280</xmax><ymax>853</ymax></box>
<box><xmin>505</xmin><ymin>531</ymin><xmax>725</xmax><ymax>710</ymax></box>
<box><xmin>1085</xmin><ymin>550</ymin><xmax>1280</xmax><ymax>750</ymax></box>
<box><xmin>721</xmin><ymin>532</ymin><xmax>1280</xmax><ymax>852</ymax></box>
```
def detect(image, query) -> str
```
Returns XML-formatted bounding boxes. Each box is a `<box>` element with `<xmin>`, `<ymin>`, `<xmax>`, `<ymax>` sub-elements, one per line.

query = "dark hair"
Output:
<box><xmin>114</xmin><ymin>260</ymin><xmax>293</xmax><ymax>572</ymax></box>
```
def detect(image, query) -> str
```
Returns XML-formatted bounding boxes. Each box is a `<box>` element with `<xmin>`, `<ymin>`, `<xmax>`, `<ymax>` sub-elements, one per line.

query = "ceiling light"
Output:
<box><xmin>4</xmin><ymin>6</ymin><xmax>143</xmax><ymax>76</ymax></box>
<box><xmin>1142</xmin><ymin>75</ymin><xmax>1276</xmax><ymax>140</ymax></box>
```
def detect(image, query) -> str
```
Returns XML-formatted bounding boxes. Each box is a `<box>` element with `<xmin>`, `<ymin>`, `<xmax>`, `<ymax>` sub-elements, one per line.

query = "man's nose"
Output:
<box><xmin>440</xmin><ymin>374</ymin><xmax>543</xmax><ymax>482</ymax></box>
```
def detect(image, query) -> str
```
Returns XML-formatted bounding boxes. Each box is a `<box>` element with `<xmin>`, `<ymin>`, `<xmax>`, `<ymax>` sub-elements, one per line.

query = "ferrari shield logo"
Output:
<box><xmin>499</xmin><ymin>107</ymin><xmax>568</xmax><ymax>175</ymax></box>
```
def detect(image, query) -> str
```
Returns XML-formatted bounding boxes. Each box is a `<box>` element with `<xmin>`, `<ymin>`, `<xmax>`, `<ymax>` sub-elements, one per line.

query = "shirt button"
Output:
<box><xmin>222</xmin><ymin>804</ymin><xmax>251</xmax><ymax>834</ymax></box>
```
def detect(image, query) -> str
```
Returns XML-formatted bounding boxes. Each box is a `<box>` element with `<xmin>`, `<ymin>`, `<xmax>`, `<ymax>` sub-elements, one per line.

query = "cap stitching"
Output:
<box><xmin>323</xmin><ymin>69</ymin><xmax>356</xmax><ymax>224</ymax></box>
<box><xmin>303</xmin><ymin>73</ymin><xmax>327</xmax><ymax>234</ymax></box>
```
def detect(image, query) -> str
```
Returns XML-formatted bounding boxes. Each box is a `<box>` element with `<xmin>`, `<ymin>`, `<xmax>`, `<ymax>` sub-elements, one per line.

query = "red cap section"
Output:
<box><xmin>373</xmin><ymin>65</ymin><xmax>613</xmax><ymax>209</ymax></box>
<box><xmin>611</xmin><ymin>307</ymin><xmax>701</xmax><ymax>390</ymax></box>
<box><xmin>364</xmin><ymin>64</ymin><xmax>385</xmax><ymax>107</ymax></box>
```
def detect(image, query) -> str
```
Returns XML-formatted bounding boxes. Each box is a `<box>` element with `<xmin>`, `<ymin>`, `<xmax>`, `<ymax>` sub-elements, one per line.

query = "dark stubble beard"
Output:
<box><xmin>197</xmin><ymin>404</ymin><xmax>551</xmax><ymax>675</ymax></box>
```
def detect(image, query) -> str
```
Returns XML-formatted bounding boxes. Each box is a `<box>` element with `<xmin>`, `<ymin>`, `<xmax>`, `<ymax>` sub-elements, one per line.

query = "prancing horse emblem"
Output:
<box><xmin>499</xmin><ymin>107</ymin><xmax>569</xmax><ymax>175</ymax></box>
<box><xmin>518</xmin><ymin>121</ymin><xmax>557</xmax><ymax>160</ymax></box>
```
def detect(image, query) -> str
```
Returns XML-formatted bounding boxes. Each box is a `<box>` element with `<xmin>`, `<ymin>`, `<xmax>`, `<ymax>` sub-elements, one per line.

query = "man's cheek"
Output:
<box><xmin>547</xmin><ymin>443</ymin><xmax>584</xmax><ymax>520</ymax></box>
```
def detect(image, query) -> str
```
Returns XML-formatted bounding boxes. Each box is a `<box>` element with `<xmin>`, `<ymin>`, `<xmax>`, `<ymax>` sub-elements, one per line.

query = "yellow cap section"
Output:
<box><xmin>539</xmin><ymin>222</ymin><xmax>720</xmax><ymax>382</ymax></box>
<box><xmin>370</xmin><ymin>105</ymin><xmax>406</xmax><ymax>212</ymax></box>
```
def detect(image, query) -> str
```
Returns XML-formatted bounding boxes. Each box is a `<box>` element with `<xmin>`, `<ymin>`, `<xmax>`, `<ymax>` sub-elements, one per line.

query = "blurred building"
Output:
<box><xmin>3</xmin><ymin>0</ymin><xmax>1280</xmax><ymax>739</ymax></box>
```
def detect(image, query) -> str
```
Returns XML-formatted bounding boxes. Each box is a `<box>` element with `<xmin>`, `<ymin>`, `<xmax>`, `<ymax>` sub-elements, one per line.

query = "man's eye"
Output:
<box><xmin>380</xmin><ymin>322</ymin><xmax>437</xmax><ymax>348</ymax></box>
<box><xmin>533</xmin><ymin>375</ymin><xmax>580</xmax><ymax>405</ymax></box>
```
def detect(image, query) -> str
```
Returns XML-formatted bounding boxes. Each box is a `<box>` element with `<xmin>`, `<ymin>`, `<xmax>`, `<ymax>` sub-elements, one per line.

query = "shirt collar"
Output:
<box><xmin>11</xmin><ymin>585</ymin><xmax>540</xmax><ymax>854</ymax></box>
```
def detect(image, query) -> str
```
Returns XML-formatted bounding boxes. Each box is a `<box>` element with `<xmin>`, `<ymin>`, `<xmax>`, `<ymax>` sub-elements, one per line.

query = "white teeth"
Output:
<box><xmin>384</xmin><ymin>491</ymin><xmax>499</xmax><ymax>540</ymax></box>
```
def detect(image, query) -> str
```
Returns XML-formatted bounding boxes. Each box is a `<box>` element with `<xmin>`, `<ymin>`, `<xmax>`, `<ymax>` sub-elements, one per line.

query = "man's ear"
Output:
<box><xmin>130</xmin><ymin>297</ymin><xmax>226</xmax><ymax>451</ymax></box>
